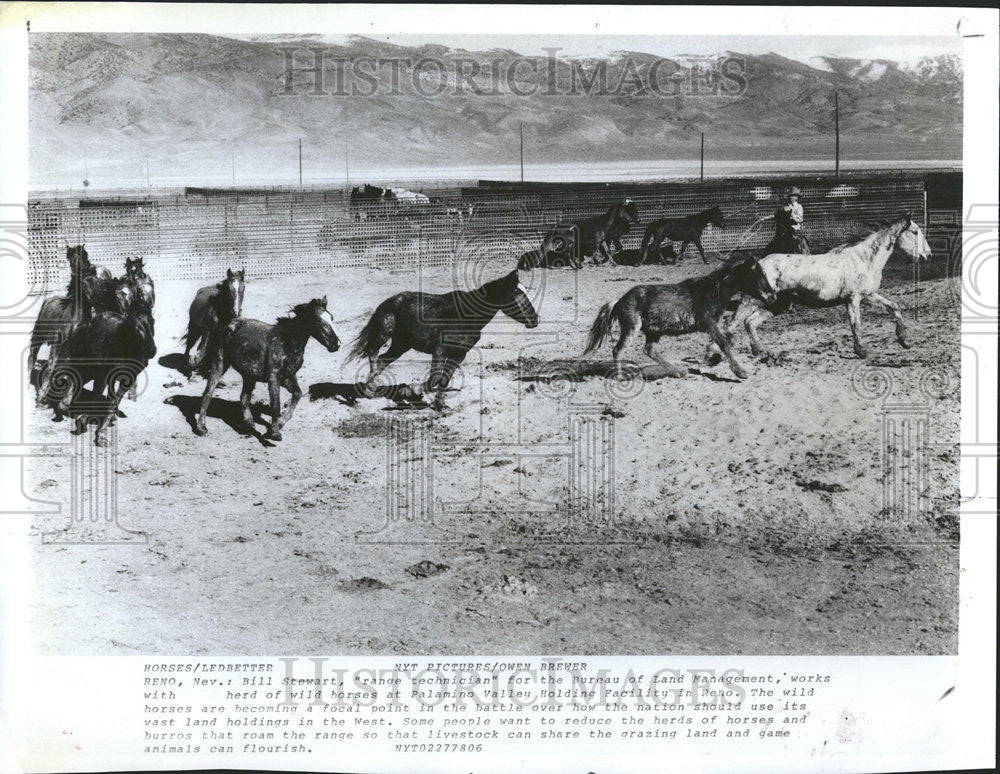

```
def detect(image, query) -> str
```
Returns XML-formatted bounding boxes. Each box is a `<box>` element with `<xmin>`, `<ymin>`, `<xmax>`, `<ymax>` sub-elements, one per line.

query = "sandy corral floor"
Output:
<box><xmin>25</xmin><ymin>251</ymin><xmax>960</xmax><ymax>655</ymax></box>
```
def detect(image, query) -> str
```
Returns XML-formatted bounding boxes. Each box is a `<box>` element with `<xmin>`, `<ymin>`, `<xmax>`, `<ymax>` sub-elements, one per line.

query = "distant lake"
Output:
<box><xmin>31</xmin><ymin>158</ymin><xmax>961</xmax><ymax>194</ymax></box>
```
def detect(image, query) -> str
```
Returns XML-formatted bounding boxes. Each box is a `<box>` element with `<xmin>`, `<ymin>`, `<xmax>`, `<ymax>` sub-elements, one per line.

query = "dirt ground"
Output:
<box><xmin>26</xmin><ymin>249</ymin><xmax>961</xmax><ymax>656</ymax></box>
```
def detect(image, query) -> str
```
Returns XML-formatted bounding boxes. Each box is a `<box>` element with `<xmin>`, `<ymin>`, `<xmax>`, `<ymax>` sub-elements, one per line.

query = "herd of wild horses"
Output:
<box><xmin>28</xmin><ymin>198</ymin><xmax>932</xmax><ymax>444</ymax></box>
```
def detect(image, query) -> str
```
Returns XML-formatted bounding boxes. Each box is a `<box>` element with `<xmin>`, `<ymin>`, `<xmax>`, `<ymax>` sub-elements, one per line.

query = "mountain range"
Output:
<box><xmin>28</xmin><ymin>33</ymin><xmax>962</xmax><ymax>188</ymax></box>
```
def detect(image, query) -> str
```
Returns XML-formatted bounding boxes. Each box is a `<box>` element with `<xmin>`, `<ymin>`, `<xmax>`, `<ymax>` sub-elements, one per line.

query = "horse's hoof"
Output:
<box><xmin>898</xmin><ymin>338</ymin><xmax>911</xmax><ymax>349</ymax></box>
<box><xmin>193</xmin><ymin>424</ymin><xmax>208</xmax><ymax>437</ymax></box>
<box><xmin>760</xmin><ymin>351</ymin><xmax>778</xmax><ymax>365</ymax></box>
<box><xmin>854</xmin><ymin>347</ymin><xmax>869</xmax><ymax>359</ymax></box>
<box><xmin>94</xmin><ymin>435</ymin><xmax>108</xmax><ymax>448</ymax></box>
<box><xmin>732</xmin><ymin>366</ymin><xmax>749</xmax><ymax>380</ymax></box>
<box><xmin>265</xmin><ymin>429</ymin><xmax>282</xmax><ymax>441</ymax></box>
<box><xmin>706</xmin><ymin>351</ymin><xmax>723</xmax><ymax>367</ymax></box>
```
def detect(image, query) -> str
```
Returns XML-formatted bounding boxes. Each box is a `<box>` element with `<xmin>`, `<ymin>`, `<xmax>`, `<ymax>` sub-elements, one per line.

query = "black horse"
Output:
<box><xmin>125</xmin><ymin>256</ymin><xmax>156</xmax><ymax>308</ymax></box>
<box><xmin>349</xmin><ymin>269</ymin><xmax>539</xmax><ymax>408</ymax></box>
<box><xmin>183</xmin><ymin>268</ymin><xmax>245</xmax><ymax>373</ymax></box>
<box><xmin>28</xmin><ymin>245</ymin><xmax>97</xmax><ymax>399</ymax></box>
<box><xmin>47</xmin><ymin>300</ymin><xmax>157</xmax><ymax>445</ymax></box>
<box><xmin>639</xmin><ymin>206</ymin><xmax>725</xmax><ymax>265</ymax></box>
<box><xmin>582</xmin><ymin>256</ymin><xmax>776</xmax><ymax>381</ymax></box>
<box><xmin>526</xmin><ymin>200</ymin><xmax>640</xmax><ymax>269</ymax></box>
<box><xmin>194</xmin><ymin>297</ymin><xmax>339</xmax><ymax>440</ymax></box>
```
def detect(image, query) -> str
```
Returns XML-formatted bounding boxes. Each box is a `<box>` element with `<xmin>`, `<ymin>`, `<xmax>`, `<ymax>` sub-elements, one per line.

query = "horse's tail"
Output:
<box><xmin>347</xmin><ymin>309</ymin><xmax>384</xmax><ymax>363</ymax></box>
<box><xmin>583</xmin><ymin>302</ymin><xmax>617</xmax><ymax>356</ymax></box>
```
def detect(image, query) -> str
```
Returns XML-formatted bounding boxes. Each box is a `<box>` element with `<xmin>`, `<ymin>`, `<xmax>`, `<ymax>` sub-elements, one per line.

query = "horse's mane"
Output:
<box><xmin>683</xmin><ymin>259</ymin><xmax>752</xmax><ymax>298</ymax></box>
<box><xmin>276</xmin><ymin>302</ymin><xmax>313</xmax><ymax>331</ymax></box>
<box><xmin>833</xmin><ymin>215</ymin><xmax>910</xmax><ymax>252</ymax></box>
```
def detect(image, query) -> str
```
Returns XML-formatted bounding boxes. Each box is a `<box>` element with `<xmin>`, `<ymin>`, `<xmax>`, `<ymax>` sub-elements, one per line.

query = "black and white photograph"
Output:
<box><xmin>0</xmin><ymin>4</ymin><xmax>995</xmax><ymax>773</ymax></box>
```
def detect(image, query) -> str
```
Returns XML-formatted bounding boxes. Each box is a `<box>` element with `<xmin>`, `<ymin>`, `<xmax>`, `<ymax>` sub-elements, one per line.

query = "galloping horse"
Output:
<box><xmin>639</xmin><ymin>206</ymin><xmax>725</xmax><ymax>265</ymax></box>
<box><xmin>349</xmin><ymin>269</ymin><xmax>539</xmax><ymax>408</ymax></box>
<box><xmin>46</xmin><ymin>298</ymin><xmax>157</xmax><ymax>445</ymax></box>
<box><xmin>582</xmin><ymin>257</ymin><xmax>776</xmax><ymax>381</ymax></box>
<box><xmin>194</xmin><ymin>297</ymin><xmax>339</xmax><ymax>440</ymax></box>
<box><xmin>183</xmin><ymin>268</ymin><xmax>245</xmax><ymax>372</ymax></box>
<box><xmin>28</xmin><ymin>245</ymin><xmax>97</xmax><ymax>398</ymax></box>
<box><xmin>724</xmin><ymin>213</ymin><xmax>931</xmax><ymax>361</ymax></box>
<box><xmin>529</xmin><ymin>199</ymin><xmax>639</xmax><ymax>268</ymax></box>
<box><xmin>125</xmin><ymin>256</ymin><xmax>156</xmax><ymax>308</ymax></box>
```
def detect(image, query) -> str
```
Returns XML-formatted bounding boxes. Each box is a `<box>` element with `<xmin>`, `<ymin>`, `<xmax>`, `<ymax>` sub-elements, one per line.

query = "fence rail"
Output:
<box><xmin>27</xmin><ymin>174</ymin><xmax>929</xmax><ymax>288</ymax></box>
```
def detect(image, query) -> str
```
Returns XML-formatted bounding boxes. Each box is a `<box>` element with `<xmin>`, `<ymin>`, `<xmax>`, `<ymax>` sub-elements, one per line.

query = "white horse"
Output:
<box><xmin>718</xmin><ymin>213</ymin><xmax>932</xmax><ymax>361</ymax></box>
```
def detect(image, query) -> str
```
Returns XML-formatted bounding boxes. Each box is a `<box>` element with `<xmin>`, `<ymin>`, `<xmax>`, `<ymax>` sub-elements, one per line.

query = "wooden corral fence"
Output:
<box><xmin>27</xmin><ymin>172</ymin><xmax>939</xmax><ymax>289</ymax></box>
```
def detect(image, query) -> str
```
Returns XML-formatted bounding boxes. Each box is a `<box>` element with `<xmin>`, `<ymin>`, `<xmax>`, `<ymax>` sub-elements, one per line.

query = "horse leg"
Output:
<box><xmin>846</xmin><ymin>295</ymin><xmax>867</xmax><ymax>358</ymax></box>
<box><xmin>193</xmin><ymin>361</ymin><xmax>224</xmax><ymax>436</ymax></box>
<box><xmin>264</xmin><ymin>376</ymin><xmax>283</xmax><ymax>440</ymax></box>
<box><xmin>367</xmin><ymin>338</ymin><xmax>408</xmax><ymax>385</ymax></box>
<box><xmin>426</xmin><ymin>347</ymin><xmax>464</xmax><ymax>410</ymax></box>
<box><xmin>677</xmin><ymin>240</ymin><xmax>690</xmax><ymax>263</ymax></box>
<box><xmin>611</xmin><ymin>309</ymin><xmax>638</xmax><ymax>380</ymax></box>
<box><xmin>94</xmin><ymin>376</ymin><xmax>128</xmax><ymax>447</ymax></box>
<box><xmin>183</xmin><ymin>324</ymin><xmax>200</xmax><ymax>369</ymax></box>
<box><xmin>277</xmin><ymin>375</ymin><xmax>302</xmax><ymax>430</ymax></box>
<box><xmin>703</xmin><ymin>316</ymin><xmax>748</xmax><ymax>380</ymax></box>
<box><xmin>238</xmin><ymin>375</ymin><xmax>256</xmax><ymax>433</ymax></box>
<box><xmin>693</xmin><ymin>237</ymin><xmax>709</xmax><ymax>264</ymax></box>
<box><xmin>644</xmin><ymin>336</ymin><xmax>688</xmax><ymax>378</ymax></box>
<box><xmin>744</xmin><ymin>304</ymin><xmax>777</xmax><ymax>362</ymax></box>
<box><xmin>705</xmin><ymin>303</ymin><xmax>740</xmax><ymax>366</ymax></box>
<box><xmin>869</xmin><ymin>291</ymin><xmax>910</xmax><ymax>348</ymax></box>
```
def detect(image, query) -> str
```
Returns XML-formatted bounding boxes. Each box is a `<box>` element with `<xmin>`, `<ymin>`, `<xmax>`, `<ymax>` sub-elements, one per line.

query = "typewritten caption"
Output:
<box><xmin>140</xmin><ymin>659</ymin><xmax>832</xmax><ymax>756</ymax></box>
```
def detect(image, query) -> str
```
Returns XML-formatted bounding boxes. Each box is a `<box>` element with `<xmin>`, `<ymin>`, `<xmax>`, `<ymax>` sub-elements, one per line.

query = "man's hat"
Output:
<box><xmin>787</xmin><ymin>186</ymin><xmax>801</xmax><ymax>197</ymax></box>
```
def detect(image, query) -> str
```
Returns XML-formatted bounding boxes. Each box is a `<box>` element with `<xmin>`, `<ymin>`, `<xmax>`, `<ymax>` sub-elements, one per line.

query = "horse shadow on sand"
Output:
<box><xmin>516</xmin><ymin>358</ymin><xmax>742</xmax><ymax>386</ymax></box>
<box><xmin>308</xmin><ymin>381</ymin><xmax>459</xmax><ymax>410</ymax></box>
<box><xmin>163</xmin><ymin>394</ymin><xmax>277</xmax><ymax>447</ymax></box>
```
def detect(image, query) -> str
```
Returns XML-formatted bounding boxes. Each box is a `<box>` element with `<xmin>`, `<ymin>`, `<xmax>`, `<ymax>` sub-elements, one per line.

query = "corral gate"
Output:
<box><xmin>27</xmin><ymin>173</ymin><xmax>928</xmax><ymax>289</ymax></box>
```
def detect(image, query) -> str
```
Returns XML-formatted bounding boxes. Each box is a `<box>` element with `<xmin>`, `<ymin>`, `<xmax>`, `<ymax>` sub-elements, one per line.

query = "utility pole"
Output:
<box><xmin>700</xmin><ymin>132</ymin><xmax>705</xmax><ymax>181</ymax></box>
<box><xmin>834</xmin><ymin>90</ymin><xmax>840</xmax><ymax>178</ymax></box>
<box><xmin>146</xmin><ymin>159</ymin><xmax>150</xmax><ymax>187</ymax></box>
<box><xmin>298</xmin><ymin>138</ymin><xmax>303</xmax><ymax>186</ymax></box>
<box><xmin>345</xmin><ymin>148</ymin><xmax>350</xmax><ymax>187</ymax></box>
<box><xmin>232</xmin><ymin>147</ymin><xmax>235</xmax><ymax>186</ymax></box>
<box><xmin>519</xmin><ymin>122</ymin><xmax>524</xmax><ymax>183</ymax></box>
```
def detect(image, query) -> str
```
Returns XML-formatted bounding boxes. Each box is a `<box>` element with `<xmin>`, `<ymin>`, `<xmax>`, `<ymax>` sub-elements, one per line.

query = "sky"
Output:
<box><xmin>233</xmin><ymin>33</ymin><xmax>960</xmax><ymax>67</ymax></box>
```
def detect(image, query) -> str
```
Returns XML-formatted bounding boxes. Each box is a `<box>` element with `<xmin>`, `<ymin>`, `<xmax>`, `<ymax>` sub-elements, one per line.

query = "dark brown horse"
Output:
<box><xmin>349</xmin><ymin>269</ymin><xmax>538</xmax><ymax>408</ymax></box>
<box><xmin>639</xmin><ymin>206</ymin><xmax>725</xmax><ymax>264</ymax></box>
<box><xmin>28</xmin><ymin>245</ymin><xmax>97</xmax><ymax>400</ymax></box>
<box><xmin>183</xmin><ymin>268</ymin><xmax>245</xmax><ymax>372</ymax></box>
<box><xmin>46</xmin><ymin>300</ymin><xmax>157</xmax><ymax>445</ymax></box>
<box><xmin>194</xmin><ymin>297</ymin><xmax>339</xmax><ymax>440</ymax></box>
<box><xmin>527</xmin><ymin>200</ymin><xmax>640</xmax><ymax>268</ymax></box>
<box><xmin>125</xmin><ymin>256</ymin><xmax>156</xmax><ymax>308</ymax></box>
<box><xmin>582</xmin><ymin>257</ymin><xmax>776</xmax><ymax>380</ymax></box>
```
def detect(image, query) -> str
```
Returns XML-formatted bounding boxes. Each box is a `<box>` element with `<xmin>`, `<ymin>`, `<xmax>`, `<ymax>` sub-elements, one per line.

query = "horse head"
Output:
<box><xmin>125</xmin><ymin>256</ymin><xmax>148</xmax><ymax>279</ymax></box>
<box><xmin>225</xmin><ymin>268</ymin><xmax>246</xmax><ymax>317</ymax></box>
<box><xmin>894</xmin><ymin>212</ymin><xmax>932</xmax><ymax>262</ymax></box>
<box><xmin>66</xmin><ymin>245</ymin><xmax>92</xmax><ymax>275</ymax></box>
<box><xmin>500</xmin><ymin>270</ymin><xmax>539</xmax><ymax>329</ymax></box>
<box><xmin>620</xmin><ymin>198</ymin><xmax>640</xmax><ymax>225</ymax></box>
<box><xmin>295</xmin><ymin>296</ymin><xmax>340</xmax><ymax>353</ymax></box>
<box><xmin>129</xmin><ymin>307</ymin><xmax>157</xmax><ymax>360</ymax></box>
<box><xmin>708</xmin><ymin>206</ymin><xmax>725</xmax><ymax>229</ymax></box>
